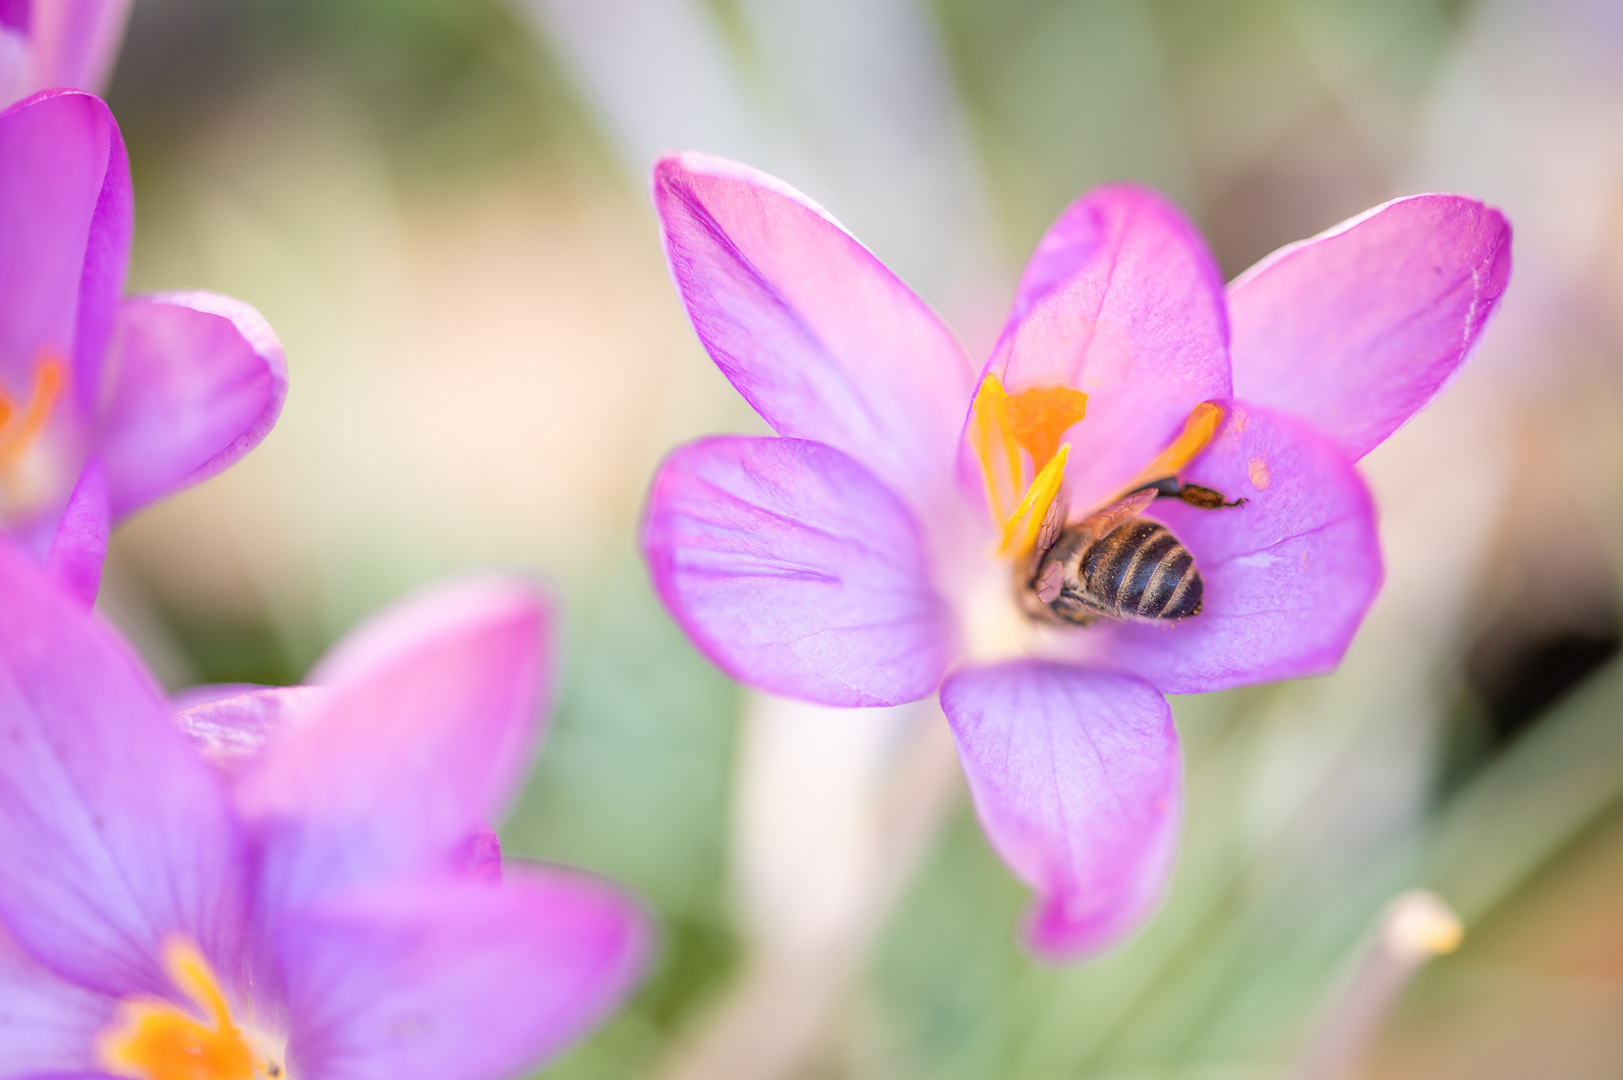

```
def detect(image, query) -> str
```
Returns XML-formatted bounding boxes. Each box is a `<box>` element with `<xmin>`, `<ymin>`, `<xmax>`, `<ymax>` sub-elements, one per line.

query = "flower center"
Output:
<box><xmin>0</xmin><ymin>352</ymin><xmax>73</xmax><ymax>522</ymax></box>
<box><xmin>969</xmin><ymin>373</ymin><xmax>1088</xmax><ymax>556</ymax></box>
<box><xmin>969</xmin><ymin>372</ymin><xmax>1226</xmax><ymax>560</ymax></box>
<box><xmin>99</xmin><ymin>940</ymin><xmax>287</xmax><ymax>1080</ymax></box>
<box><xmin>0</xmin><ymin>353</ymin><xmax>65</xmax><ymax>470</ymax></box>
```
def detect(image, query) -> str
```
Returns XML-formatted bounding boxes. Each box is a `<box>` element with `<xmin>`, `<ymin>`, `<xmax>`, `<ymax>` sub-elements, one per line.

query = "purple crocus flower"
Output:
<box><xmin>641</xmin><ymin>153</ymin><xmax>1511</xmax><ymax>958</ymax></box>
<box><xmin>0</xmin><ymin>87</ymin><xmax>285</xmax><ymax>602</ymax></box>
<box><xmin>0</xmin><ymin>0</ymin><xmax>130</xmax><ymax>108</ymax></box>
<box><xmin>0</xmin><ymin>541</ymin><xmax>649</xmax><ymax>1079</ymax></box>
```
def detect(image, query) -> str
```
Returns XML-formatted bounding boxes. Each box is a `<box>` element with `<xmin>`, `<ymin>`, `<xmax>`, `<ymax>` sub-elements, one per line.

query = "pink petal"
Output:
<box><xmin>173</xmin><ymin>685</ymin><xmax>328</xmax><ymax>777</ymax></box>
<box><xmin>281</xmin><ymin>866</ymin><xmax>650</xmax><ymax>1080</ymax></box>
<box><xmin>653</xmin><ymin>152</ymin><xmax>975</xmax><ymax>523</ymax></box>
<box><xmin>941</xmin><ymin>660</ymin><xmax>1180</xmax><ymax>960</ymax></box>
<box><xmin>235</xmin><ymin>578</ymin><xmax>551</xmax><ymax>913</ymax></box>
<box><xmin>642</xmin><ymin>435</ymin><xmax>955</xmax><ymax>707</ymax></box>
<box><xmin>987</xmin><ymin>183</ymin><xmax>1231</xmax><ymax>513</ymax></box>
<box><xmin>170</xmin><ymin>681</ymin><xmax>276</xmax><ymax>709</ymax></box>
<box><xmin>0</xmin><ymin>89</ymin><xmax>129</xmax><ymax>399</ymax></box>
<box><xmin>42</xmin><ymin>455</ymin><xmax>107</xmax><ymax>605</ymax></box>
<box><xmin>1086</xmin><ymin>401</ymin><xmax>1382</xmax><ymax>693</ymax></box>
<box><xmin>0</xmin><ymin>537</ymin><xmax>246</xmax><ymax>999</ymax></box>
<box><xmin>0</xmin><ymin>923</ymin><xmax>113</xmax><ymax>1075</ymax></box>
<box><xmin>99</xmin><ymin>291</ymin><xmax>287</xmax><ymax>520</ymax></box>
<box><xmin>26</xmin><ymin>0</ymin><xmax>133</xmax><ymax>96</ymax></box>
<box><xmin>1227</xmin><ymin>194</ymin><xmax>1511</xmax><ymax>460</ymax></box>
<box><xmin>451</xmin><ymin>825</ymin><xmax>502</xmax><ymax>884</ymax></box>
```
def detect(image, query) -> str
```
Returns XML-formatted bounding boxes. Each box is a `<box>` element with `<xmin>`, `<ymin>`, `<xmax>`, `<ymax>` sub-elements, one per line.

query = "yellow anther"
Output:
<box><xmin>0</xmin><ymin>355</ymin><xmax>65</xmax><ymax>469</ymax></box>
<box><xmin>970</xmin><ymin>373</ymin><xmax>1020</xmax><ymax>523</ymax></box>
<box><xmin>970</xmin><ymin>373</ymin><xmax>1087</xmax><ymax>546</ymax></box>
<box><xmin>1001</xmin><ymin>443</ymin><xmax>1069</xmax><ymax>556</ymax></box>
<box><xmin>1125</xmin><ymin>401</ymin><xmax>1223</xmax><ymax>493</ymax></box>
<box><xmin>100</xmin><ymin>940</ymin><xmax>281</xmax><ymax>1080</ymax></box>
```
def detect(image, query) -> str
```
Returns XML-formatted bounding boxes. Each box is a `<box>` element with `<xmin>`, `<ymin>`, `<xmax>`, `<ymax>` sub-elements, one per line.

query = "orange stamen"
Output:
<box><xmin>0</xmin><ymin>355</ymin><xmax>65</xmax><ymax>468</ymax></box>
<box><xmin>100</xmin><ymin>941</ymin><xmax>276</xmax><ymax>1080</ymax></box>
<box><xmin>970</xmin><ymin>373</ymin><xmax>1088</xmax><ymax>554</ymax></box>
<box><xmin>1124</xmin><ymin>401</ymin><xmax>1224</xmax><ymax>493</ymax></box>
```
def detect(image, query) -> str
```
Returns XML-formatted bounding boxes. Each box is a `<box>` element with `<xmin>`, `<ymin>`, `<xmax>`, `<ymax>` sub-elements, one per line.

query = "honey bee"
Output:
<box><xmin>1023</xmin><ymin>478</ymin><xmax>1244</xmax><ymax>627</ymax></box>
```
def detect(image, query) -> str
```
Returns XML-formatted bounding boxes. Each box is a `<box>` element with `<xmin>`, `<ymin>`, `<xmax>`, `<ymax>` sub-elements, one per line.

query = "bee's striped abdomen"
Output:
<box><xmin>1080</xmin><ymin>518</ymin><xmax>1203</xmax><ymax>620</ymax></box>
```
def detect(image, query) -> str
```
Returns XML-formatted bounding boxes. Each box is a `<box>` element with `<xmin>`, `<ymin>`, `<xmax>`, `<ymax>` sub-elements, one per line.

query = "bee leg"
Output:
<box><xmin>1135</xmin><ymin>476</ymin><xmax>1247</xmax><ymax>509</ymax></box>
<box><xmin>1174</xmin><ymin>482</ymin><xmax>1246</xmax><ymax>509</ymax></box>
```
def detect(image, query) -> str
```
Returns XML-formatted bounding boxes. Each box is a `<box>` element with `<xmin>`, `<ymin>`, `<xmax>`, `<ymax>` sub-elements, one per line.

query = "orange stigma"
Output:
<box><xmin>970</xmin><ymin>373</ymin><xmax>1088</xmax><ymax>556</ymax></box>
<box><xmin>0</xmin><ymin>353</ymin><xmax>66</xmax><ymax>469</ymax></box>
<box><xmin>99</xmin><ymin>941</ymin><xmax>284</xmax><ymax>1080</ymax></box>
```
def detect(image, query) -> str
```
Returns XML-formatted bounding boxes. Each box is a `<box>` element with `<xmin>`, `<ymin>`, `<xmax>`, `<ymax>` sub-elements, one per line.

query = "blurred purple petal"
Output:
<box><xmin>988</xmin><ymin>183</ymin><xmax>1231</xmax><ymax>511</ymax></box>
<box><xmin>170</xmin><ymin>681</ymin><xmax>271</xmax><ymax>709</ymax></box>
<box><xmin>452</xmin><ymin>825</ymin><xmax>502</xmax><ymax>883</ymax></box>
<box><xmin>237</xmin><ymin>578</ymin><xmax>550</xmax><ymax>912</ymax></box>
<box><xmin>100</xmin><ymin>291</ymin><xmax>287</xmax><ymax>519</ymax></box>
<box><xmin>0</xmin><ymin>924</ymin><xmax>112</xmax><ymax>1075</ymax></box>
<box><xmin>941</xmin><ymin>660</ymin><xmax>1180</xmax><ymax>959</ymax></box>
<box><xmin>282</xmin><ymin>866</ymin><xmax>650</xmax><ymax>1080</ymax></box>
<box><xmin>0</xmin><ymin>538</ymin><xmax>246</xmax><ymax>999</ymax></box>
<box><xmin>1228</xmin><ymin>195</ymin><xmax>1511</xmax><ymax>459</ymax></box>
<box><xmin>642</xmin><ymin>435</ymin><xmax>955</xmax><ymax>707</ymax></box>
<box><xmin>1088</xmin><ymin>401</ymin><xmax>1382</xmax><ymax>693</ymax></box>
<box><xmin>0</xmin><ymin>90</ymin><xmax>128</xmax><ymax>396</ymax></box>
<box><xmin>42</xmin><ymin>456</ymin><xmax>106</xmax><ymax>605</ymax></box>
<box><xmin>653</xmin><ymin>153</ymin><xmax>975</xmax><ymax>519</ymax></box>
<box><xmin>174</xmin><ymin>685</ymin><xmax>329</xmax><ymax>776</ymax></box>
<box><xmin>26</xmin><ymin>1</ymin><xmax>132</xmax><ymax>97</ymax></box>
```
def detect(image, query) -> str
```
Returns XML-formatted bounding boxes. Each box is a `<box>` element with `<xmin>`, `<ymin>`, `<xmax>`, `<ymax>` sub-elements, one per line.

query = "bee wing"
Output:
<box><xmin>1033</xmin><ymin>486</ymin><xmax>1070</xmax><ymax>557</ymax></box>
<box><xmin>1079</xmin><ymin>488</ymin><xmax>1157</xmax><ymax>540</ymax></box>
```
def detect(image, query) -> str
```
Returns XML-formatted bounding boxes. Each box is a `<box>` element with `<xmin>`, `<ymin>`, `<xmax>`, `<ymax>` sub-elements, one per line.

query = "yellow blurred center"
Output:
<box><xmin>99</xmin><ymin>941</ymin><xmax>286</xmax><ymax>1080</ymax></box>
<box><xmin>0</xmin><ymin>354</ymin><xmax>65</xmax><ymax>470</ymax></box>
<box><xmin>969</xmin><ymin>372</ymin><xmax>1226</xmax><ymax>559</ymax></box>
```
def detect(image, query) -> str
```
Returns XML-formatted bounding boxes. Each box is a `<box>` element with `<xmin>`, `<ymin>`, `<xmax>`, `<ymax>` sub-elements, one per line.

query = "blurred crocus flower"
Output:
<box><xmin>0</xmin><ymin>0</ymin><xmax>130</xmax><ymax>107</ymax></box>
<box><xmin>642</xmin><ymin>153</ymin><xmax>1510</xmax><ymax>958</ymax></box>
<box><xmin>0</xmin><ymin>88</ymin><xmax>285</xmax><ymax>602</ymax></box>
<box><xmin>0</xmin><ymin>543</ymin><xmax>649</xmax><ymax>1080</ymax></box>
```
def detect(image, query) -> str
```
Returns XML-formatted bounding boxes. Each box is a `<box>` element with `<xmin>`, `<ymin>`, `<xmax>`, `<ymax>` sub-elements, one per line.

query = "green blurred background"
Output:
<box><xmin>96</xmin><ymin>0</ymin><xmax>1623</xmax><ymax>1076</ymax></box>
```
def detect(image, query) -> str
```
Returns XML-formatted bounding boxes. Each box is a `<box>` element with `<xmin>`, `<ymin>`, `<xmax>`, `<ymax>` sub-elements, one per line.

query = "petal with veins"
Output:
<box><xmin>643</xmin><ymin>435</ymin><xmax>955</xmax><ymax>708</ymax></box>
<box><xmin>236</xmin><ymin>578</ymin><xmax>550</xmax><ymax>914</ymax></box>
<box><xmin>1228</xmin><ymin>194</ymin><xmax>1511</xmax><ymax>460</ymax></box>
<box><xmin>0</xmin><ymin>537</ymin><xmax>246</xmax><ymax>1000</ymax></box>
<box><xmin>985</xmin><ymin>183</ymin><xmax>1231</xmax><ymax>514</ymax></box>
<box><xmin>282</xmin><ymin>867</ymin><xmax>649</xmax><ymax>1080</ymax></box>
<box><xmin>654</xmin><ymin>152</ymin><xmax>975</xmax><ymax>524</ymax></box>
<box><xmin>0</xmin><ymin>923</ymin><xmax>112</xmax><ymax>1076</ymax></box>
<box><xmin>942</xmin><ymin>660</ymin><xmax>1180</xmax><ymax>960</ymax></box>
<box><xmin>1087</xmin><ymin>401</ymin><xmax>1382</xmax><ymax>694</ymax></box>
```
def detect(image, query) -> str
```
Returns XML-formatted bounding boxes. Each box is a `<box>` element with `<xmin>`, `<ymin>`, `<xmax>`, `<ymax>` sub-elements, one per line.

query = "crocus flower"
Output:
<box><xmin>0</xmin><ymin>87</ymin><xmax>285</xmax><ymax>602</ymax></box>
<box><xmin>0</xmin><ymin>0</ymin><xmax>130</xmax><ymax>108</ymax></box>
<box><xmin>0</xmin><ymin>541</ymin><xmax>650</xmax><ymax>1079</ymax></box>
<box><xmin>641</xmin><ymin>153</ymin><xmax>1510</xmax><ymax>958</ymax></box>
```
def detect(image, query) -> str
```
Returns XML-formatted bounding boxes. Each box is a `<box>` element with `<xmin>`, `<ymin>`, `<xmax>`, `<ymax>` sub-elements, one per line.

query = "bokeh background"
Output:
<box><xmin>95</xmin><ymin>0</ymin><xmax>1623</xmax><ymax>1076</ymax></box>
